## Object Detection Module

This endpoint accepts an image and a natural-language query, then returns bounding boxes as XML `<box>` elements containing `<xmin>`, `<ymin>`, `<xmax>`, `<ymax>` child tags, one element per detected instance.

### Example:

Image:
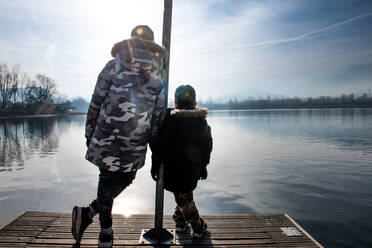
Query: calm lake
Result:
<box><xmin>1</xmin><ymin>108</ymin><xmax>372</xmax><ymax>248</ymax></box>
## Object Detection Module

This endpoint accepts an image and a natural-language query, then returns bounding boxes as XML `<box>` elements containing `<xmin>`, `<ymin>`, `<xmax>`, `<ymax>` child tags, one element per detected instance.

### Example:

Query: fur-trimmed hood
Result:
<box><xmin>111</xmin><ymin>38</ymin><xmax>166</xmax><ymax>58</ymax></box>
<box><xmin>110</xmin><ymin>38</ymin><xmax>167</xmax><ymax>77</ymax></box>
<box><xmin>111</xmin><ymin>38</ymin><xmax>167</xmax><ymax>70</ymax></box>
<box><xmin>170</xmin><ymin>108</ymin><xmax>208</xmax><ymax>118</ymax></box>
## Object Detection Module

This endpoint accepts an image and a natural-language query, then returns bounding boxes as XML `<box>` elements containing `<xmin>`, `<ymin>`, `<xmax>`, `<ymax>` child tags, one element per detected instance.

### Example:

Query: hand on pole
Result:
<box><xmin>151</xmin><ymin>168</ymin><xmax>159</xmax><ymax>181</ymax></box>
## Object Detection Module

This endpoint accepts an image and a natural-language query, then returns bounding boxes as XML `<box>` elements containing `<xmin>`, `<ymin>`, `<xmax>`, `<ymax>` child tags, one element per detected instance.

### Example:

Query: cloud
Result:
<box><xmin>199</xmin><ymin>12</ymin><xmax>372</xmax><ymax>53</ymax></box>
<box><xmin>40</xmin><ymin>35</ymin><xmax>62</xmax><ymax>67</ymax></box>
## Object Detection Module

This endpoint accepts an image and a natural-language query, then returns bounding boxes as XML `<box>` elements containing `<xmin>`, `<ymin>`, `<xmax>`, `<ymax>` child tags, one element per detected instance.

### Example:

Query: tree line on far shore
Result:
<box><xmin>199</xmin><ymin>93</ymin><xmax>372</xmax><ymax>110</ymax></box>
<box><xmin>2</xmin><ymin>63</ymin><xmax>371</xmax><ymax>115</ymax></box>
<box><xmin>0</xmin><ymin>63</ymin><xmax>73</xmax><ymax>115</ymax></box>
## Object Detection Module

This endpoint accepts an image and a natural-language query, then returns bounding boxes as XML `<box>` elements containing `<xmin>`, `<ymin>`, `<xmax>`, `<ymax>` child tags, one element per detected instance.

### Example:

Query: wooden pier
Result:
<box><xmin>0</xmin><ymin>211</ymin><xmax>323</xmax><ymax>247</ymax></box>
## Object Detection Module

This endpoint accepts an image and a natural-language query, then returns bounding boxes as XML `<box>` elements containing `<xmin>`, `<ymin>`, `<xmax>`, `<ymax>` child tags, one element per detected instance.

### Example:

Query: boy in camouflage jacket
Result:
<box><xmin>151</xmin><ymin>84</ymin><xmax>213</xmax><ymax>239</ymax></box>
<box><xmin>71</xmin><ymin>25</ymin><xmax>167</xmax><ymax>248</ymax></box>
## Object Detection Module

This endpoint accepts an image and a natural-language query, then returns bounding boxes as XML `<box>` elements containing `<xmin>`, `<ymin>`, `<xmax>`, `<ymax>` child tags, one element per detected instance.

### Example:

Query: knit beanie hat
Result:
<box><xmin>175</xmin><ymin>84</ymin><xmax>196</xmax><ymax>109</ymax></box>
<box><xmin>131</xmin><ymin>25</ymin><xmax>154</xmax><ymax>41</ymax></box>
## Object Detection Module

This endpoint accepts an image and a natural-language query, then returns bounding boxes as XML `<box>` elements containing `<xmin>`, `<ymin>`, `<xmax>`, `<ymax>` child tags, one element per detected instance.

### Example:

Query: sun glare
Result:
<box><xmin>112</xmin><ymin>197</ymin><xmax>142</xmax><ymax>217</ymax></box>
<box><xmin>77</xmin><ymin>0</ymin><xmax>163</xmax><ymax>44</ymax></box>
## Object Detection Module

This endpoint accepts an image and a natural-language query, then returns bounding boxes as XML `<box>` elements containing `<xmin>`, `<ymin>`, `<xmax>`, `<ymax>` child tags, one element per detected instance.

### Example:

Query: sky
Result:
<box><xmin>0</xmin><ymin>0</ymin><xmax>372</xmax><ymax>101</ymax></box>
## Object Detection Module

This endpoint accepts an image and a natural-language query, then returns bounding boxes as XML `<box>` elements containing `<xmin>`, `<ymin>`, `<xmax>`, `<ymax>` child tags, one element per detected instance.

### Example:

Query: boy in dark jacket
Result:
<box><xmin>151</xmin><ymin>84</ymin><xmax>213</xmax><ymax>239</ymax></box>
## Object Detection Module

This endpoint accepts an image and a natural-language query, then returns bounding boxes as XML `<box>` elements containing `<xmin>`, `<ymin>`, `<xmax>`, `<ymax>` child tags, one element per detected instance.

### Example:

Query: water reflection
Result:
<box><xmin>0</xmin><ymin>115</ymin><xmax>98</xmax><ymax>230</ymax></box>
<box><xmin>208</xmin><ymin>108</ymin><xmax>372</xmax><ymax>153</ymax></box>
<box><xmin>0</xmin><ymin>119</ymin><xmax>26</xmax><ymax>171</ymax></box>
<box><xmin>0</xmin><ymin>116</ymin><xmax>82</xmax><ymax>172</ymax></box>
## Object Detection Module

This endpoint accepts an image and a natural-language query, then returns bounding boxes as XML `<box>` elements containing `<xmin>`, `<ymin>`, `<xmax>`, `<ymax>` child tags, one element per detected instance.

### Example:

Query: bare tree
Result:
<box><xmin>54</xmin><ymin>94</ymin><xmax>73</xmax><ymax>112</ymax></box>
<box><xmin>11</xmin><ymin>64</ymin><xmax>20</xmax><ymax>105</ymax></box>
<box><xmin>0</xmin><ymin>64</ymin><xmax>4</xmax><ymax>108</ymax></box>
<box><xmin>18</xmin><ymin>72</ymin><xmax>29</xmax><ymax>109</ymax></box>
<box><xmin>25</xmin><ymin>79</ymin><xmax>37</xmax><ymax>106</ymax></box>
<box><xmin>0</xmin><ymin>64</ymin><xmax>13</xmax><ymax>108</ymax></box>
<box><xmin>0</xmin><ymin>63</ymin><xmax>67</xmax><ymax>114</ymax></box>
<box><xmin>35</xmin><ymin>74</ymin><xmax>57</xmax><ymax>104</ymax></box>
<box><xmin>26</xmin><ymin>74</ymin><xmax>57</xmax><ymax>105</ymax></box>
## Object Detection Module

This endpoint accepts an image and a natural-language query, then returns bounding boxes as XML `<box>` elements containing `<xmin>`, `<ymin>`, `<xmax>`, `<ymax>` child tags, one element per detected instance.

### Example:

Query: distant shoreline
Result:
<box><xmin>206</xmin><ymin>105</ymin><xmax>372</xmax><ymax>111</ymax></box>
<box><xmin>0</xmin><ymin>112</ymin><xmax>86</xmax><ymax>119</ymax></box>
<box><xmin>1</xmin><ymin>106</ymin><xmax>371</xmax><ymax>119</ymax></box>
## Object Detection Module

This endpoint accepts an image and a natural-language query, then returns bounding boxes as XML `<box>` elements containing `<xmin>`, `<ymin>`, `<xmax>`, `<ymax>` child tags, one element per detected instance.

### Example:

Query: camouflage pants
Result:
<box><xmin>173</xmin><ymin>192</ymin><xmax>203</xmax><ymax>232</ymax></box>
<box><xmin>90</xmin><ymin>168</ymin><xmax>136</xmax><ymax>228</ymax></box>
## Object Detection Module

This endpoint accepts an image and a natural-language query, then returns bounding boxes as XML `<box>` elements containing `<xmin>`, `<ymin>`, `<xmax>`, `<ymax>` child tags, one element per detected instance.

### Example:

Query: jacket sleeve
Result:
<box><xmin>85</xmin><ymin>61</ymin><xmax>114</xmax><ymax>141</ymax></box>
<box><xmin>201</xmin><ymin>123</ymin><xmax>213</xmax><ymax>166</ymax></box>
<box><xmin>149</xmin><ymin>86</ymin><xmax>167</xmax><ymax>142</ymax></box>
<box><xmin>150</xmin><ymin>137</ymin><xmax>162</xmax><ymax>176</ymax></box>
<box><xmin>150</xmin><ymin>111</ymin><xmax>171</xmax><ymax>176</ymax></box>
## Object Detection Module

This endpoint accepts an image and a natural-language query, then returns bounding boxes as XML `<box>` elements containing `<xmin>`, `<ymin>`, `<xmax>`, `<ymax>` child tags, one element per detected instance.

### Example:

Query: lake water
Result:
<box><xmin>1</xmin><ymin>109</ymin><xmax>372</xmax><ymax>248</ymax></box>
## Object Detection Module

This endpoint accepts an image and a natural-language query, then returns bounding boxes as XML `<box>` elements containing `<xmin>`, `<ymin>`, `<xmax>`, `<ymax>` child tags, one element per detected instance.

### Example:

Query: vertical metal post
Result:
<box><xmin>140</xmin><ymin>163</ymin><xmax>174</xmax><ymax>245</ymax></box>
<box><xmin>162</xmin><ymin>0</ymin><xmax>173</xmax><ymax>89</ymax></box>
<box><xmin>154</xmin><ymin>163</ymin><xmax>165</xmax><ymax>231</ymax></box>
<box><xmin>139</xmin><ymin>0</ymin><xmax>174</xmax><ymax>245</ymax></box>
<box><xmin>153</xmin><ymin>0</ymin><xmax>173</xmax><ymax>231</ymax></box>
<box><xmin>155</xmin><ymin>0</ymin><xmax>173</xmax><ymax>232</ymax></box>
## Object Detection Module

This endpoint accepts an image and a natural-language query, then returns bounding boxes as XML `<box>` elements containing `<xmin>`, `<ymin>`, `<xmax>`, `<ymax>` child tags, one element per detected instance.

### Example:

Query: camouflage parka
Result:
<box><xmin>85</xmin><ymin>38</ymin><xmax>167</xmax><ymax>172</ymax></box>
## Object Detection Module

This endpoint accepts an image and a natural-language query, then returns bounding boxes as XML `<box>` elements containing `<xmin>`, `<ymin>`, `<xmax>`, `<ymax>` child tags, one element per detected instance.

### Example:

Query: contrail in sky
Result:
<box><xmin>40</xmin><ymin>35</ymin><xmax>62</xmax><ymax>67</ymax></box>
<box><xmin>201</xmin><ymin>12</ymin><xmax>372</xmax><ymax>53</ymax></box>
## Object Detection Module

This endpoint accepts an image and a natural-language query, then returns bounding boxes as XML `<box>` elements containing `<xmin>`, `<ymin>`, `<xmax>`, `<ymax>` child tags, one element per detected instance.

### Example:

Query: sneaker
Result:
<box><xmin>176</xmin><ymin>222</ymin><xmax>189</xmax><ymax>233</ymax></box>
<box><xmin>192</xmin><ymin>218</ymin><xmax>207</xmax><ymax>239</ymax></box>
<box><xmin>71</xmin><ymin>206</ymin><xmax>93</xmax><ymax>243</ymax></box>
<box><xmin>98</xmin><ymin>228</ymin><xmax>113</xmax><ymax>248</ymax></box>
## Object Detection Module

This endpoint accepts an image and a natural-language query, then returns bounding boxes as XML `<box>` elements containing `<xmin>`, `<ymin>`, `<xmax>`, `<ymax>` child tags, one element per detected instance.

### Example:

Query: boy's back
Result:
<box><xmin>150</xmin><ymin>84</ymin><xmax>213</xmax><ymax>239</ymax></box>
<box><xmin>151</xmin><ymin>107</ymin><xmax>212</xmax><ymax>193</ymax></box>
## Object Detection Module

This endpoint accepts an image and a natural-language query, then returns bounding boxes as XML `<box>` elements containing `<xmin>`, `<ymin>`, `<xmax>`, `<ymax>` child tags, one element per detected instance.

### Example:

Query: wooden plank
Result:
<box><xmin>29</xmin><ymin>238</ymin><xmax>276</xmax><ymax>245</ymax></box>
<box><xmin>42</xmin><ymin>226</ymin><xmax>267</xmax><ymax>234</ymax></box>
<box><xmin>51</xmin><ymin>216</ymin><xmax>268</xmax><ymax>225</ymax></box>
<box><xmin>16</xmin><ymin>217</ymin><xmax>57</xmax><ymax>222</ymax></box>
<box><xmin>36</xmin><ymin>231</ymin><xmax>270</xmax><ymax>239</ymax></box>
<box><xmin>0</xmin><ymin>236</ymin><xmax>34</xmax><ymax>243</ymax></box>
<box><xmin>7</xmin><ymin>221</ymin><xmax>54</xmax><ymax>227</ymax></box>
<box><xmin>22</xmin><ymin>212</ymin><xmax>69</xmax><ymax>218</ymax></box>
<box><xmin>0</xmin><ymin>243</ymin><xmax>27</xmax><ymax>247</ymax></box>
<box><xmin>0</xmin><ymin>230</ymin><xmax>40</xmax><ymax>237</ymax></box>
<box><xmin>2</xmin><ymin>225</ymin><xmax>45</xmax><ymax>231</ymax></box>
<box><xmin>52</xmin><ymin>215</ymin><xmax>265</xmax><ymax>221</ymax></box>
<box><xmin>24</xmin><ymin>211</ymin><xmax>282</xmax><ymax>219</ymax></box>
<box><xmin>54</xmin><ymin>215</ymin><xmax>271</xmax><ymax>220</ymax></box>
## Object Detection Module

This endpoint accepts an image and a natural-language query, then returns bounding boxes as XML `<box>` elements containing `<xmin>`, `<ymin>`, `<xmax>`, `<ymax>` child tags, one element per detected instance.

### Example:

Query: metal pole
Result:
<box><xmin>139</xmin><ymin>0</ymin><xmax>174</xmax><ymax>245</ymax></box>
<box><xmin>154</xmin><ymin>163</ymin><xmax>165</xmax><ymax>231</ymax></box>
<box><xmin>153</xmin><ymin>0</ymin><xmax>173</xmax><ymax>231</ymax></box>
<box><xmin>162</xmin><ymin>0</ymin><xmax>173</xmax><ymax>84</ymax></box>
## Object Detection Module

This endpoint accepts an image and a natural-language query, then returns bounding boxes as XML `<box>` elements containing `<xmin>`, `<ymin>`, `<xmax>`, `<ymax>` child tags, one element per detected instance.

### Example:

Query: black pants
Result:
<box><xmin>90</xmin><ymin>168</ymin><xmax>136</xmax><ymax>228</ymax></box>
